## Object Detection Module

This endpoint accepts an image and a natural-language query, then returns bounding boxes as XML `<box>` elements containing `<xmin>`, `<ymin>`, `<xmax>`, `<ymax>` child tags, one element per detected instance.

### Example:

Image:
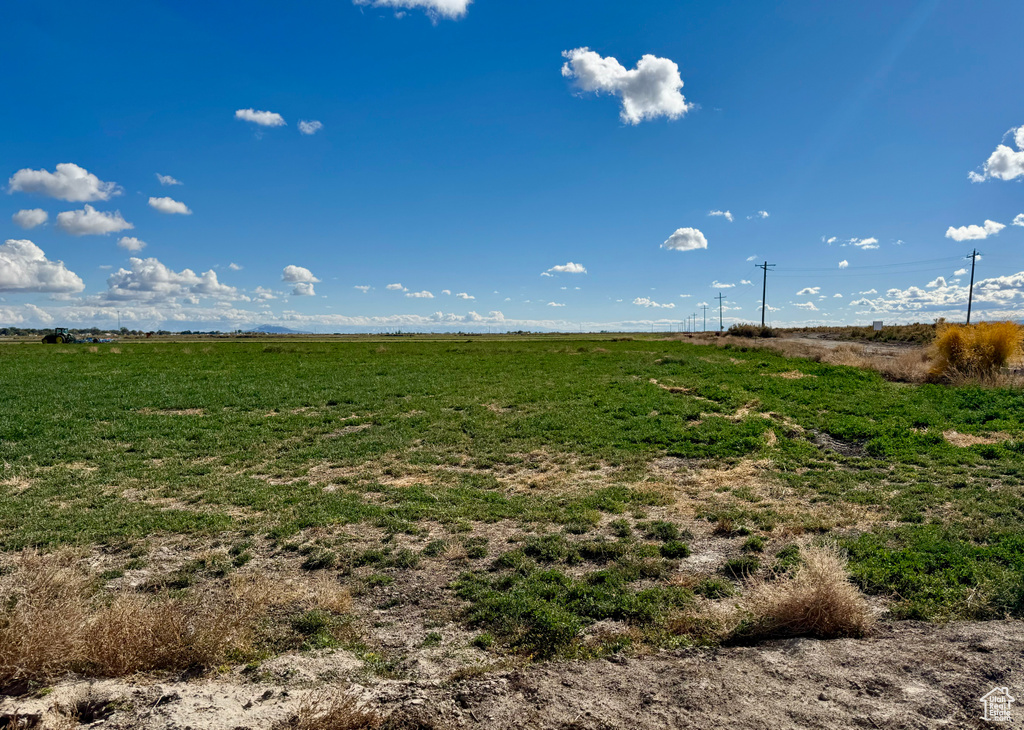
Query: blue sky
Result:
<box><xmin>2</xmin><ymin>0</ymin><xmax>1023</xmax><ymax>332</ymax></box>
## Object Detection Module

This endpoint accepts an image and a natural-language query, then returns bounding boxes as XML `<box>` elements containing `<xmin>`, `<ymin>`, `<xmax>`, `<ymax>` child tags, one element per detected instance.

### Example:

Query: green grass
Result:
<box><xmin>2</xmin><ymin>337</ymin><xmax>1024</xmax><ymax>624</ymax></box>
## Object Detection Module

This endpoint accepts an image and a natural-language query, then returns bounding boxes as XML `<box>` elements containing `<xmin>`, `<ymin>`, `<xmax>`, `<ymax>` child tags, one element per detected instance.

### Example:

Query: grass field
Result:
<box><xmin>2</xmin><ymin>336</ymin><xmax>1023</xmax><ymax>683</ymax></box>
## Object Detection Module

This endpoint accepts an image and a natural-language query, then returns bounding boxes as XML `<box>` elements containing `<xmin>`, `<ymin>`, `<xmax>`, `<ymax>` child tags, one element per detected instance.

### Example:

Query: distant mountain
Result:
<box><xmin>248</xmin><ymin>324</ymin><xmax>314</xmax><ymax>334</ymax></box>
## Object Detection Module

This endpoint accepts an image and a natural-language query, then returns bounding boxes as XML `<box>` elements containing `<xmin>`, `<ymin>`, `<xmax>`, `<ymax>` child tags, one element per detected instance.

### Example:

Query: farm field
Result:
<box><xmin>2</xmin><ymin>336</ymin><xmax>1023</xmax><ymax>728</ymax></box>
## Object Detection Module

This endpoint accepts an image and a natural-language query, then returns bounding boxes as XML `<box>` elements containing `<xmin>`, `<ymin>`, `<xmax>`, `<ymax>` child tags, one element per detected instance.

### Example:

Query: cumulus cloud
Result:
<box><xmin>547</xmin><ymin>262</ymin><xmax>587</xmax><ymax>274</ymax></box>
<box><xmin>12</xmin><ymin>209</ymin><xmax>48</xmax><ymax>229</ymax></box>
<box><xmin>56</xmin><ymin>205</ymin><xmax>133</xmax><ymax>236</ymax></box>
<box><xmin>254</xmin><ymin>286</ymin><xmax>277</xmax><ymax>301</ymax></box>
<box><xmin>851</xmin><ymin>272</ymin><xmax>1024</xmax><ymax>317</ymax></box>
<box><xmin>834</xmin><ymin>293</ymin><xmax>843</xmax><ymax>298</ymax></box>
<box><xmin>970</xmin><ymin>125</ymin><xmax>1024</xmax><ymax>181</ymax></box>
<box><xmin>0</xmin><ymin>239</ymin><xmax>84</xmax><ymax>293</ymax></box>
<box><xmin>117</xmin><ymin>236</ymin><xmax>146</xmax><ymax>252</ymax></box>
<box><xmin>945</xmin><ymin>220</ymin><xmax>1005</xmax><ymax>242</ymax></box>
<box><xmin>561</xmin><ymin>48</ymin><xmax>691</xmax><ymax>125</ymax></box>
<box><xmin>632</xmin><ymin>297</ymin><xmax>675</xmax><ymax>309</ymax></box>
<box><xmin>740</xmin><ymin>280</ymin><xmax>752</xmax><ymax>286</ymax></box>
<box><xmin>354</xmin><ymin>285</ymin><xmax>371</xmax><ymax>293</ymax></box>
<box><xmin>406</xmin><ymin>290</ymin><xmax>434</xmax><ymax>298</ymax></box>
<box><xmin>748</xmin><ymin>210</ymin><xmax>770</xmax><ymax>220</ymax></box>
<box><xmin>228</xmin><ymin>263</ymin><xmax>243</xmax><ymax>271</ymax></box>
<box><xmin>148</xmin><ymin>196</ymin><xmax>192</xmax><ymax>215</ymax></box>
<box><xmin>927</xmin><ymin>277</ymin><xmax>947</xmax><ymax>288</ymax></box>
<box><xmin>839</xmin><ymin>260</ymin><xmax>849</xmax><ymax>269</ymax></box>
<box><xmin>456</xmin><ymin>292</ymin><xmax>475</xmax><ymax>300</ymax></box>
<box><xmin>103</xmin><ymin>257</ymin><xmax>238</xmax><ymax>302</ymax></box>
<box><xmin>792</xmin><ymin>301</ymin><xmax>818</xmax><ymax>311</ymax></box>
<box><xmin>386</xmin><ymin>283</ymin><xmax>406</xmax><ymax>291</ymax></box>
<box><xmin>822</xmin><ymin>236</ymin><xmax>838</xmax><ymax>245</ymax></box>
<box><xmin>954</xmin><ymin>268</ymin><xmax>968</xmax><ymax>276</ymax></box>
<box><xmin>746</xmin><ymin>255</ymin><xmax>758</xmax><ymax>262</ymax></box>
<box><xmin>708</xmin><ymin>210</ymin><xmax>733</xmax><ymax>222</ymax></box>
<box><xmin>547</xmin><ymin>302</ymin><xmax>565</xmax><ymax>307</ymax></box>
<box><xmin>711</xmin><ymin>281</ymin><xmax>735</xmax><ymax>288</ymax></box>
<box><xmin>845</xmin><ymin>237</ymin><xmax>879</xmax><ymax>250</ymax></box>
<box><xmin>156</xmin><ymin>173</ymin><xmax>182</xmax><ymax>186</ymax></box>
<box><xmin>662</xmin><ymin>228</ymin><xmax>707</xmax><ymax>251</ymax></box>
<box><xmin>796</xmin><ymin>287</ymin><xmax>820</xmax><ymax>295</ymax></box>
<box><xmin>235</xmin><ymin>109</ymin><xmax>286</xmax><ymax>127</ymax></box>
<box><xmin>1013</xmin><ymin>214</ymin><xmax>1024</xmax><ymax>227</ymax></box>
<box><xmin>8</xmin><ymin>163</ymin><xmax>120</xmax><ymax>202</ymax></box>
<box><xmin>352</xmin><ymin>0</ymin><xmax>472</xmax><ymax>20</ymax></box>
<box><xmin>441</xmin><ymin>289</ymin><xmax>451</xmax><ymax>295</ymax></box>
<box><xmin>298</xmin><ymin>120</ymin><xmax>323</xmax><ymax>135</ymax></box>
<box><xmin>282</xmin><ymin>265</ymin><xmax>319</xmax><ymax>295</ymax></box>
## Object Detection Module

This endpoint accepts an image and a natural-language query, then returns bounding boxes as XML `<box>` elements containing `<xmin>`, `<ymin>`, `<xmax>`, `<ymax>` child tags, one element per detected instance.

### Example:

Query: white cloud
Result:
<box><xmin>708</xmin><ymin>210</ymin><xmax>733</xmax><ymax>222</ymax></box>
<box><xmin>156</xmin><ymin>173</ymin><xmax>182</xmax><ymax>186</ymax></box>
<box><xmin>56</xmin><ymin>205</ymin><xmax>133</xmax><ymax>236</ymax></box>
<box><xmin>12</xmin><ymin>209</ymin><xmax>48</xmax><ymax>229</ymax></box>
<box><xmin>632</xmin><ymin>297</ymin><xmax>675</xmax><ymax>309</ymax></box>
<box><xmin>386</xmin><ymin>283</ymin><xmax>406</xmax><ymax>291</ymax></box>
<box><xmin>954</xmin><ymin>268</ymin><xmax>968</xmax><ymax>276</ymax></box>
<box><xmin>970</xmin><ymin>126</ymin><xmax>1024</xmax><ymax>181</ymax></box>
<box><xmin>796</xmin><ymin>287</ymin><xmax>820</xmax><ymax>295</ymax></box>
<box><xmin>352</xmin><ymin>0</ymin><xmax>471</xmax><ymax>20</ymax></box>
<box><xmin>740</xmin><ymin>279</ymin><xmax>752</xmax><ymax>286</ymax></box>
<box><xmin>0</xmin><ymin>239</ymin><xmax>84</xmax><ymax>293</ymax></box>
<box><xmin>927</xmin><ymin>277</ymin><xmax>947</xmax><ymax>289</ymax></box>
<box><xmin>117</xmin><ymin>236</ymin><xmax>146</xmax><ymax>252</ymax></box>
<box><xmin>298</xmin><ymin>120</ymin><xmax>323</xmax><ymax>135</ymax></box>
<box><xmin>561</xmin><ymin>47</ymin><xmax>692</xmax><ymax>125</ymax></box>
<box><xmin>455</xmin><ymin>292</ymin><xmax>475</xmax><ymax>300</ymax></box>
<box><xmin>291</xmin><ymin>282</ymin><xmax>316</xmax><ymax>296</ymax></box>
<box><xmin>547</xmin><ymin>262</ymin><xmax>587</xmax><ymax>274</ymax></box>
<box><xmin>748</xmin><ymin>210</ymin><xmax>770</xmax><ymax>220</ymax></box>
<box><xmin>148</xmin><ymin>196</ymin><xmax>192</xmax><ymax>215</ymax></box>
<box><xmin>662</xmin><ymin>228</ymin><xmax>707</xmax><ymax>251</ymax></box>
<box><xmin>282</xmin><ymin>265</ymin><xmax>320</xmax><ymax>284</ymax></box>
<box><xmin>838</xmin><ymin>260</ymin><xmax>849</xmax><ymax>269</ymax></box>
<box><xmin>406</xmin><ymin>290</ymin><xmax>434</xmax><ymax>298</ymax></box>
<box><xmin>547</xmin><ymin>301</ymin><xmax>565</xmax><ymax>307</ymax></box>
<box><xmin>792</xmin><ymin>302</ymin><xmax>818</xmax><ymax>311</ymax></box>
<box><xmin>746</xmin><ymin>255</ymin><xmax>758</xmax><ymax>262</ymax></box>
<box><xmin>235</xmin><ymin>108</ymin><xmax>286</xmax><ymax>127</ymax></box>
<box><xmin>945</xmin><ymin>220</ymin><xmax>1005</xmax><ymax>242</ymax></box>
<box><xmin>860</xmin><ymin>289</ymin><xmax>877</xmax><ymax>295</ymax></box>
<box><xmin>441</xmin><ymin>289</ymin><xmax>451</xmax><ymax>295</ymax></box>
<box><xmin>354</xmin><ymin>285</ymin><xmax>371</xmax><ymax>293</ymax></box>
<box><xmin>851</xmin><ymin>272</ymin><xmax>1024</xmax><ymax>317</ymax></box>
<box><xmin>254</xmin><ymin>287</ymin><xmax>277</xmax><ymax>301</ymax></box>
<box><xmin>1013</xmin><ymin>214</ymin><xmax>1024</xmax><ymax>227</ymax></box>
<box><xmin>228</xmin><ymin>263</ymin><xmax>243</xmax><ymax>271</ymax></box>
<box><xmin>834</xmin><ymin>293</ymin><xmax>843</xmax><ymax>298</ymax></box>
<box><xmin>104</xmin><ymin>257</ymin><xmax>237</xmax><ymax>302</ymax></box>
<box><xmin>823</xmin><ymin>236</ymin><xmax>838</xmax><ymax>245</ymax></box>
<box><xmin>8</xmin><ymin>163</ymin><xmax>120</xmax><ymax>202</ymax></box>
<box><xmin>846</xmin><ymin>237</ymin><xmax>879</xmax><ymax>250</ymax></box>
<box><xmin>711</xmin><ymin>280</ymin><xmax>735</xmax><ymax>288</ymax></box>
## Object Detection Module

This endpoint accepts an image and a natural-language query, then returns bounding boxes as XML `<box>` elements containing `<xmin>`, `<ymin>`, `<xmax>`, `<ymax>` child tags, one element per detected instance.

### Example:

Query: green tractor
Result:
<box><xmin>42</xmin><ymin>327</ymin><xmax>78</xmax><ymax>344</ymax></box>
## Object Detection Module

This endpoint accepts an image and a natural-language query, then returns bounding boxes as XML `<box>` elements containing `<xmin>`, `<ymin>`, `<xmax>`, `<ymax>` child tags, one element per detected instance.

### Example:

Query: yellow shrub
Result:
<box><xmin>929</xmin><ymin>321</ymin><xmax>1024</xmax><ymax>382</ymax></box>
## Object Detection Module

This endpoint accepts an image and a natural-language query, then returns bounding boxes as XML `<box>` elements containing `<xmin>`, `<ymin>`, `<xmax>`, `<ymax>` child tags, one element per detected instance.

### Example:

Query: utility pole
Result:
<box><xmin>715</xmin><ymin>293</ymin><xmax>726</xmax><ymax>331</ymax></box>
<box><xmin>966</xmin><ymin>249</ymin><xmax>979</xmax><ymax>324</ymax></box>
<box><xmin>701</xmin><ymin>304</ymin><xmax>708</xmax><ymax>332</ymax></box>
<box><xmin>757</xmin><ymin>261</ymin><xmax>776</xmax><ymax>327</ymax></box>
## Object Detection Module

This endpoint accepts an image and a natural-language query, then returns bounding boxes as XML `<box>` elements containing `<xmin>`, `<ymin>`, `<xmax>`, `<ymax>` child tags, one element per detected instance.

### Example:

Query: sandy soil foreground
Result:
<box><xmin>3</xmin><ymin>620</ymin><xmax>1021</xmax><ymax>729</ymax></box>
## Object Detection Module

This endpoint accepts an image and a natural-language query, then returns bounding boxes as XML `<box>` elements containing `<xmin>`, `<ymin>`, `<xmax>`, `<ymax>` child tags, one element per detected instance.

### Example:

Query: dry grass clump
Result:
<box><xmin>928</xmin><ymin>321</ymin><xmax>1024</xmax><ymax>383</ymax></box>
<box><xmin>0</xmin><ymin>551</ymin><xmax>281</xmax><ymax>688</ymax></box>
<box><xmin>275</xmin><ymin>690</ymin><xmax>382</xmax><ymax>730</ymax></box>
<box><xmin>741</xmin><ymin>543</ymin><xmax>874</xmax><ymax>639</ymax></box>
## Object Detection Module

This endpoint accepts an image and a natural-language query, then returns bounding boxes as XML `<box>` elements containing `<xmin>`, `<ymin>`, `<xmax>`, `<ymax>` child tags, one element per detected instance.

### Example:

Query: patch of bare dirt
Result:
<box><xmin>3</xmin><ymin>621</ymin><xmax>1020</xmax><ymax>729</ymax></box>
<box><xmin>770</xmin><ymin>370</ymin><xmax>816</xmax><ymax>380</ymax></box>
<box><xmin>943</xmin><ymin>430</ymin><xmax>1012</xmax><ymax>448</ymax></box>
<box><xmin>139</xmin><ymin>408</ymin><xmax>206</xmax><ymax>416</ymax></box>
